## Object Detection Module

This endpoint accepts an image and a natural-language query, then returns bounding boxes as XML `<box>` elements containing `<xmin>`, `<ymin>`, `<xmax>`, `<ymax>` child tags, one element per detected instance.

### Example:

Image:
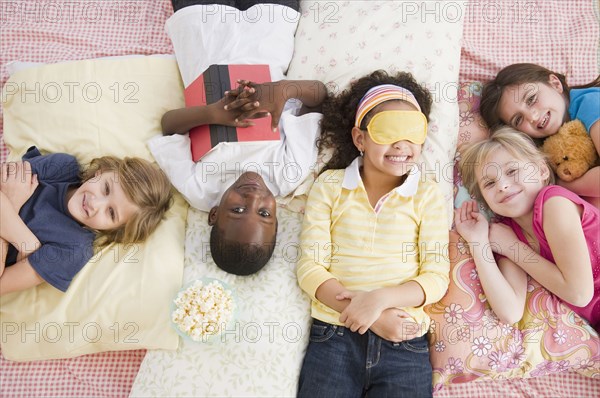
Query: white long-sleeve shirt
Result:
<box><xmin>148</xmin><ymin>107</ymin><xmax>322</xmax><ymax>211</ymax></box>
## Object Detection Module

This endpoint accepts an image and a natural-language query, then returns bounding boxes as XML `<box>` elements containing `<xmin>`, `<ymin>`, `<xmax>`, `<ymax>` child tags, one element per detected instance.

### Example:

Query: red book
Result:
<box><xmin>184</xmin><ymin>64</ymin><xmax>280</xmax><ymax>161</ymax></box>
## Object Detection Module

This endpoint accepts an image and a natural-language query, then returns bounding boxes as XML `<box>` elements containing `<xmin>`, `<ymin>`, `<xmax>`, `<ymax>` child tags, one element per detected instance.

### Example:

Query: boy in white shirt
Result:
<box><xmin>149</xmin><ymin>1</ymin><xmax>326</xmax><ymax>275</ymax></box>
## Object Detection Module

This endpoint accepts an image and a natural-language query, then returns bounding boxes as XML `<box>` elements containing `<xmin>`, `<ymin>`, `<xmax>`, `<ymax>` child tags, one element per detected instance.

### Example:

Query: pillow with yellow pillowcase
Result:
<box><xmin>1</xmin><ymin>56</ymin><xmax>187</xmax><ymax>361</ymax></box>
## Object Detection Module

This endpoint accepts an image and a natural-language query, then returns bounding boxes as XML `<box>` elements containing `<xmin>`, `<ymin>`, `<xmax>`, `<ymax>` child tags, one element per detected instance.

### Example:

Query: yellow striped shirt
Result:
<box><xmin>297</xmin><ymin>158</ymin><xmax>450</xmax><ymax>332</ymax></box>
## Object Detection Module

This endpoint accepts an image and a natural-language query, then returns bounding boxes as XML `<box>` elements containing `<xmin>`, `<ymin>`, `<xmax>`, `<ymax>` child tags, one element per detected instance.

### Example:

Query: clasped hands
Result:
<box><xmin>0</xmin><ymin>161</ymin><xmax>39</xmax><ymax>264</ymax></box>
<box><xmin>0</xmin><ymin>161</ymin><xmax>38</xmax><ymax>212</ymax></box>
<box><xmin>213</xmin><ymin>80</ymin><xmax>287</xmax><ymax>131</ymax></box>
<box><xmin>336</xmin><ymin>289</ymin><xmax>420</xmax><ymax>342</ymax></box>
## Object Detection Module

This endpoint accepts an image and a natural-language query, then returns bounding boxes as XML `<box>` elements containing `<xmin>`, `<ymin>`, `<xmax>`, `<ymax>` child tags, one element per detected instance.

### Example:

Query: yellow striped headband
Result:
<box><xmin>354</xmin><ymin>84</ymin><xmax>422</xmax><ymax>128</ymax></box>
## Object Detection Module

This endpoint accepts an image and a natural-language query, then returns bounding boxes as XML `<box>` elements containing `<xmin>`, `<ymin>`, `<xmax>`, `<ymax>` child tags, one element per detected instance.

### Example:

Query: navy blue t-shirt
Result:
<box><xmin>6</xmin><ymin>147</ymin><xmax>95</xmax><ymax>292</ymax></box>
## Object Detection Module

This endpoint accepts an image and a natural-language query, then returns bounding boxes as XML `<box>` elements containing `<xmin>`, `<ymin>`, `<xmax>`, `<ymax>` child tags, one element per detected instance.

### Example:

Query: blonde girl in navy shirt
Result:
<box><xmin>1</xmin><ymin>148</ymin><xmax>173</xmax><ymax>295</ymax></box>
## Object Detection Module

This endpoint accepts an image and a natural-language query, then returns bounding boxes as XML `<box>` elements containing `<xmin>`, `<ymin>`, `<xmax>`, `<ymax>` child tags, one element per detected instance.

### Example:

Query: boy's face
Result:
<box><xmin>208</xmin><ymin>172</ymin><xmax>277</xmax><ymax>247</ymax></box>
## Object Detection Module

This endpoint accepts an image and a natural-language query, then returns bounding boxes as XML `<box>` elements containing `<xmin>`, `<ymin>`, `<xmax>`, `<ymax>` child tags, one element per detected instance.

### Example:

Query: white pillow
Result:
<box><xmin>131</xmin><ymin>207</ymin><xmax>312</xmax><ymax>397</ymax></box>
<box><xmin>287</xmin><ymin>0</ymin><xmax>465</xmax><ymax>226</ymax></box>
<box><xmin>130</xmin><ymin>2</ymin><xmax>465</xmax><ymax>396</ymax></box>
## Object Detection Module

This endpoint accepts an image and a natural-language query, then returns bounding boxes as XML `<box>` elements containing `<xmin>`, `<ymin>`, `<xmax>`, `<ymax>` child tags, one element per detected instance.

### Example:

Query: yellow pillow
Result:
<box><xmin>1</xmin><ymin>57</ymin><xmax>187</xmax><ymax>361</ymax></box>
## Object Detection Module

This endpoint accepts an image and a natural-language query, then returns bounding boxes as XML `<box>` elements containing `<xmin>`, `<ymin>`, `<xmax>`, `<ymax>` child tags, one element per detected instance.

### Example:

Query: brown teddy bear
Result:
<box><xmin>542</xmin><ymin>119</ymin><xmax>599</xmax><ymax>182</ymax></box>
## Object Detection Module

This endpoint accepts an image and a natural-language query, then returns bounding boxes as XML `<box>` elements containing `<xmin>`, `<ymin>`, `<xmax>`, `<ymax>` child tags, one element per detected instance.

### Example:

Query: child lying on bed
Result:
<box><xmin>0</xmin><ymin>148</ymin><xmax>173</xmax><ymax>296</ymax></box>
<box><xmin>455</xmin><ymin>128</ymin><xmax>599</xmax><ymax>331</ymax></box>
<box><xmin>149</xmin><ymin>0</ymin><xmax>327</xmax><ymax>276</ymax></box>
<box><xmin>153</xmin><ymin>80</ymin><xmax>326</xmax><ymax>276</ymax></box>
<box><xmin>296</xmin><ymin>71</ymin><xmax>450</xmax><ymax>397</ymax></box>
<box><xmin>480</xmin><ymin>63</ymin><xmax>600</xmax><ymax>208</ymax></box>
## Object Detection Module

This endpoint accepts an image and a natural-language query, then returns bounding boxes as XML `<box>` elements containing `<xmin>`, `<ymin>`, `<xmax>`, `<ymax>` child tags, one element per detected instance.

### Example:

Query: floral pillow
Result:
<box><xmin>456</xmin><ymin>82</ymin><xmax>489</xmax><ymax>150</ymax></box>
<box><xmin>453</xmin><ymin>82</ymin><xmax>491</xmax><ymax>214</ymax></box>
<box><xmin>426</xmin><ymin>83</ymin><xmax>600</xmax><ymax>390</ymax></box>
<box><xmin>427</xmin><ymin>231</ymin><xmax>600</xmax><ymax>389</ymax></box>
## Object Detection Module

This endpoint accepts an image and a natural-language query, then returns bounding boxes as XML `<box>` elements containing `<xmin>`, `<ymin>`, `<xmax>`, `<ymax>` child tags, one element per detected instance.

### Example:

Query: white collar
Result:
<box><xmin>342</xmin><ymin>157</ymin><xmax>421</xmax><ymax>197</ymax></box>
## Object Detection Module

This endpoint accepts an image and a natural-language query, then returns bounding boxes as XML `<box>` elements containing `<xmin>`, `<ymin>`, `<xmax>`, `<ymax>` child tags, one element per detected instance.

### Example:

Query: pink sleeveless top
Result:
<box><xmin>503</xmin><ymin>185</ymin><xmax>600</xmax><ymax>331</ymax></box>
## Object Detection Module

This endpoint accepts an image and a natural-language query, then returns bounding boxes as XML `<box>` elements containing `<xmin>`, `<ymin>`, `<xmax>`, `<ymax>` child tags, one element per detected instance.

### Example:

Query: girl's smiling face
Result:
<box><xmin>497</xmin><ymin>74</ymin><xmax>568</xmax><ymax>139</ymax></box>
<box><xmin>476</xmin><ymin>147</ymin><xmax>550</xmax><ymax>220</ymax></box>
<box><xmin>67</xmin><ymin>170</ymin><xmax>139</xmax><ymax>231</ymax></box>
<box><xmin>352</xmin><ymin>101</ymin><xmax>422</xmax><ymax>179</ymax></box>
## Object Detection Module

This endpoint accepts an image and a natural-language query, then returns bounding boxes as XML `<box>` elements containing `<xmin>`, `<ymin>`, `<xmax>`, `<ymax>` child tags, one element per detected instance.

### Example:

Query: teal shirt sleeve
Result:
<box><xmin>569</xmin><ymin>88</ymin><xmax>600</xmax><ymax>132</ymax></box>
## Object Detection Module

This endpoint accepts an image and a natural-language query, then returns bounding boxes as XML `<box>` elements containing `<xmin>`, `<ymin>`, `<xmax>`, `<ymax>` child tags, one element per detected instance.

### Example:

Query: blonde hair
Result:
<box><xmin>459</xmin><ymin>127</ymin><xmax>555</xmax><ymax>207</ymax></box>
<box><xmin>81</xmin><ymin>157</ymin><xmax>173</xmax><ymax>248</ymax></box>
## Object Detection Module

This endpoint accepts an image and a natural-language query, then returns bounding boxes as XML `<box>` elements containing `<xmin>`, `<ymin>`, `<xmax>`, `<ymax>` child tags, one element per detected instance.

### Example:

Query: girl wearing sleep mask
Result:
<box><xmin>350</xmin><ymin>84</ymin><xmax>429</xmax><ymax>182</ymax></box>
<box><xmin>298</xmin><ymin>71</ymin><xmax>447</xmax><ymax>398</ymax></box>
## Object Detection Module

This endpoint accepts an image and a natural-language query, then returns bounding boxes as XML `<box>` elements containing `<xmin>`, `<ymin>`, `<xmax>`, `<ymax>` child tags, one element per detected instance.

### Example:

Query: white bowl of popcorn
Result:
<box><xmin>171</xmin><ymin>278</ymin><xmax>235</xmax><ymax>342</ymax></box>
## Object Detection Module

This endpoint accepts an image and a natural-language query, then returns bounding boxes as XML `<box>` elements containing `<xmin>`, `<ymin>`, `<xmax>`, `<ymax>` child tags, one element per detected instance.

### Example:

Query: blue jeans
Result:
<box><xmin>298</xmin><ymin>319</ymin><xmax>433</xmax><ymax>398</ymax></box>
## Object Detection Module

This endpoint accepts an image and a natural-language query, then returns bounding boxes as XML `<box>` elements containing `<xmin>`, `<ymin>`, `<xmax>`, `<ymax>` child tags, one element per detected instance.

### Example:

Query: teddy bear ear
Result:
<box><xmin>561</xmin><ymin>119</ymin><xmax>585</xmax><ymax>136</ymax></box>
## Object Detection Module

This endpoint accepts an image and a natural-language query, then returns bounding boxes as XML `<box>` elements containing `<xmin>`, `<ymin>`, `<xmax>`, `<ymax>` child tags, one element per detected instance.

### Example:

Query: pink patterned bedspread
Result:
<box><xmin>436</xmin><ymin>371</ymin><xmax>600</xmax><ymax>397</ymax></box>
<box><xmin>1</xmin><ymin>0</ymin><xmax>598</xmax><ymax>397</ymax></box>
<box><xmin>0</xmin><ymin>349</ymin><xmax>145</xmax><ymax>397</ymax></box>
<box><xmin>459</xmin><ymin>0</ymin><xmax>598</xmax><ymax>85</ymax></box>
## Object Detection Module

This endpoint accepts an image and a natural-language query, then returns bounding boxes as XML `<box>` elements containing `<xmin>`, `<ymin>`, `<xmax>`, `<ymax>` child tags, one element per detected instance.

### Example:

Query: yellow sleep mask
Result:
<box><xmin>366</xmin><ymin>111</ymin><xmax>428</xmax><ymax>145</ymax></box>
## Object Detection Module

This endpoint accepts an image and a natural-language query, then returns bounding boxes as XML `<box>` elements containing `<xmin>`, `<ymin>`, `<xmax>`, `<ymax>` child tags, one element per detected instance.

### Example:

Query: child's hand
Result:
<box><xmin>370</xmin><ymin>308</ymin><xmax>421</xmax><ymax>342</ymax></box>
<box><xmin>209</xmin><ymin>85</ymin><xmax>262</xmax><ymax>128</ymax></box>
<box><xmin>0</xmin><ymin>161</ymin><xmax>38</xmax><ymax>212</ymax></box>
<box><xmin>489</xmin><ymin>223</ymin><xmax>520</xmax><ymax>262</ymax></box>
<box><xmin>337</xmin><ymin>289</ymin><xmax>386</xmax><ymax>334</ymax></box>
<box><xmin>224</xmin><ymin>80</ymin><xmax>288</xmax><ymax>132</ymax></box>
<box><xmin>454</xmin><ymin>200</ymin><xmax>488</xmax><ymax>243</ymax></box>
<box><xmin>223</xmin><ymin>83</ymin><xmax>268</xmax><ymax>120</ymax></box>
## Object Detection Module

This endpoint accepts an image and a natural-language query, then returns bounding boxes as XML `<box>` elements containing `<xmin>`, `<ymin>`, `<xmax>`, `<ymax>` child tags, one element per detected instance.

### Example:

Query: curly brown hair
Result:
<box><xmin>318</xmin><ymin>70</ymin><xmax>432</xmax><ymax>172</ymax></box>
